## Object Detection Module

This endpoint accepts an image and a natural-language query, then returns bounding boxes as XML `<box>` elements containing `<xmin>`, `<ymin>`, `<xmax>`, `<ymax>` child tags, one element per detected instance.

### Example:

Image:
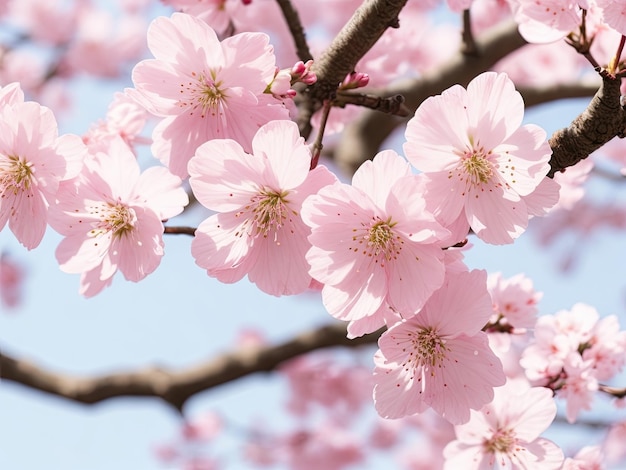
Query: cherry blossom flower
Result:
<box><xmin>562</xmin><ymin>445</ymin><xmax>605</xmax><ymax>470</ymax></box>
<box><xmin>487</xmin><ymin>272</ymin><xmax>542</xmax><ymax>331</ymax></box>
<box><xmin>49</xmin><ymin>137</ymin><xmax>188</xmax><ymax>296</ymax></box>
<box><xmin>403</xmin><ymin>71</ymin><xmax>559</xmax><ymax>245</ymax></box>
<box><xmin>597</xmin><ymin>0</ymin><xmax>626</xmax><ymax>36</ymax></box>
<box><xmin>82</xmin><ymin>92</ymin><xmax>150</xmax><ymax>152</ymax></box>
<box><xmin>189</xmin><ymin>120</ymin><xmax>335</xmax><ymax>296</ymax></box>
<box><xmin>301</xmin><ymin>150</ymin><xmax>450</xmax><ymax>337</ymax></box>
<box><xmin>129</xmin><ymin>12</ymin><xmax>289</xmax><ymax>178</ymax></box>
<box><xmin>373</xmin><ymin>270</ymin><xmax>506</xmax><ymax>425</ymax></box>
<box><xmin>160</xmin><ymin>0</ymin><xmax>245</xmax><ymax>36</ymax></box>
<box><xmin>0</xmin><ymin>90</ymin><xmax>86</xmax><ymax>249</ymax></box>
<box><xmin>0</xmin><ymin>252</ymin><xmax>25</xmax><ymax>309</ymax></box>
<box><xmin>514</xmin><ymin>0</ymin><xmax>584</xmax><ymax>43</ymax></box>
<box><xmin>443</xmin><ymin>380</ymin><xmax>564</xmax><ymax>469</ymax></box>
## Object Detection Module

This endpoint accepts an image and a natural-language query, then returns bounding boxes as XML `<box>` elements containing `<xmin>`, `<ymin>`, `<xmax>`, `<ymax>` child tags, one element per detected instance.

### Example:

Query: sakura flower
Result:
<box><xmin>403</xmin><ymin>71</ymin><xmax>559</xmax><ymax>245</ymax></box>
<box><xmin>0</xmin><ymin>91</ymin><xmax>86</xmax><ymax>249</ymax></box>
<box><xmin>160</xmin><ymin>0</ymin><xmax>245</xmax><ymax>36</ymax></box>
<box><xmin>443</xmin><ymin>380</ymin><xmax>564</xmax><ymax>469</ymax></box>
<box><xmin>189</xmin><ymin>120</ymin><xmax>335</xmax><ymax>296</ymax></box>
<box><xmin>301</xmin><ymin>150</ymin><xmax>449</xmax><ymax>337</ymax></box>
<box><xmin>0</xmin><ymin>252</ymin><xmax>25</xmax><ymax>309</ymax></box>
<box><xmin>514</xmin><ymin>0</ymin><xmax>584</xmax><ymax>43</ymax></box>
<box><xmin>562</xmin><ymin>445</ymin><xmax>605</xmax><ymax>470</ymax></box>
<box><xmin>82</xmin><ymin>91</ymin><xmax>150</xmax><ymax>151</ymax></box>
<box><xmin>129</xmin><ymin>12</ymin><xmax>289</xmax><ymax>178</ymax></box>
<box><xmin>597</xmin><ymin>0</ymin><xmax>626</xmax><ymax>36</ymax></box>
<box><xmin>487</xmin><ymin>272</ymin><xmax>542</xmax><ymax>331</ymax></box>
<box><xmin>373</xmin><ymin>270</ymin><xmax>506</xmax><ymax>425</ymax></box>
<box><xmin>49</xmin><ymin>137</ymin><xmax>188</xmax><ymax>297</ymax></box>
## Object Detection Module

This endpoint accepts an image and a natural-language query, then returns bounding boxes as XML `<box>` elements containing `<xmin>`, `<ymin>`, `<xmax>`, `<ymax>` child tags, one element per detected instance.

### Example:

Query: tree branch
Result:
<box><xmin>333</xmin><ymin>20</ymin><xmax>527</xmax><ymax>175</ymax></box>
<box><xmin>298</xmin><ymin>0</ymin><xmax>409</xmax><ymax>139</ymax></box>
<box><xmin>0</xmin><ymin>323</ymin><xmax>380</xmax><ymax>411</ymax></box>
<box><xmin>275</xmin><ymin>0</ymin><xmax>313</xmax><ymax>62</ymax></box>
<box><xmin>548</xmin><ymin>73</ymin><xmax>626</xmax><ymax>177</ymax></box>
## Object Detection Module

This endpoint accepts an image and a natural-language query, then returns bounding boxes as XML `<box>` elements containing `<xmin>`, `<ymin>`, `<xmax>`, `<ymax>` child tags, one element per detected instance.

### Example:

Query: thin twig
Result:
<box><xmin>461</xmin><ymin>9</ymin><xmax>477</xmax><ymax>56</ymax></box>
<box><xmin>275</xmin><ymin>0</ymin><xmax>313</xmax><ymax>62</ymax></box>
<box><xmin>164</xmin><ymin>226</ymin><xmax>196</xmax><ymax>236</ymax></box>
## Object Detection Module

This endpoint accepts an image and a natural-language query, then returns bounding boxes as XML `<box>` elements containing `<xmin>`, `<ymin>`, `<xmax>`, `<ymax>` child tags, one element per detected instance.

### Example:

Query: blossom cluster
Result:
<box><xmin>4</xmin><ymin>3</ymin><xmax>626</xmax><ymax>468</ymax></box>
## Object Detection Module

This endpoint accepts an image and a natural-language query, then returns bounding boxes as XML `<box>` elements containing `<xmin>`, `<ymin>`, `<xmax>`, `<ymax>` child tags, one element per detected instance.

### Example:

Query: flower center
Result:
<box><xmin>414</xmin><ymin>328</ymin><xmax>447</xmax><ymax>367</ymax></box>
<box><xmin>89</xmin><ymin>202</ymin><xmax>136</xmax><ymax>239</ymax></box>
<box><xmin>463</xmin><ymin>152</ymin><xmax>493</xmax><ymax>184</ymax></box>
<box><xmin>483</xmin><ymin>428</ymin><xmax>517</xmax><ymax>455</ymax></box>
<box><xmin>0</xmin><ymin>155</ymin><xmax>33</xmax><ymax>196</ymax></box>
<box><xmin>350</xmin><ymin>216</ymin><xmax>402</xmax><ymax>268</ymax></box>
<box><xmin>236</xmin><ymin>188</ymin><xmax>295</xmax><ymax>244</ymax></box>
<box><xmin>179</xmin><ymin>70</ymin><xmax>226</xmax><ymax>119</ymax></box>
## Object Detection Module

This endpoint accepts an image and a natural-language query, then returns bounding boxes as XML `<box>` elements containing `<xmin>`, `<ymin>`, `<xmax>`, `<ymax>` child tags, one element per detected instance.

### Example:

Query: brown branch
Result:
<box><xmin>517</xmin><ymin>82</ymin><xmax>598</xmax><ymax>108</ymax></box>
<box><xmin>461</xmin><ymin>9</ymin><xmax>478</xmax><ymax>56</ymax></box>
<box><xmin>0</xmin><ymin>323</ymin><xmax>381</xmax><ymax>411</ymax></box>
<box><xmin>333</xmin><ymin>91</ymin><xmax>410</xmax><ymax>116</ymax></box>
<box><xmin>548</xmin><ymin>73</ymin><xmax>626</xmax><ymax>177</ymax></box>
<box><xmin>164</xmin><ymin>226</ymin><xmax>196</xmax><ymax>236</ymax></box>
<box><xmin>275</xmin><ymin>0</ymin><xmax>313</xmax><ymax>62</ymax></box>
<box><xmin>333</xmin><ymin>20</ymin><xmax>527</xmax><ymax>175</ymax></box>
<box><xmin>298</xmin><ymin>0</ymin><xmax>409</xmax><ymax>139</ymax></box>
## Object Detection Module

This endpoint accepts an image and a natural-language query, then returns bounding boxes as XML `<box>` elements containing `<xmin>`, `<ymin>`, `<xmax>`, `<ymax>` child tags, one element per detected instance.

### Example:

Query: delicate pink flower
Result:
<box><xmin>160</xmin><ymin>0</ymin><xmax>245</xmax><ymax>36</ymax></box>
<box><xmin>487</xmin><ymin>272</ymin><xmax>542</xmax><ymax>330</ymax></box>
<box><xmin>443</xmin><ymin>380</ymin><xmax>564</xmax><ymax>469</ymax></box>
<box><xmin>562</xmin><ymin>445</ymin><xmax>605</xmax><ymax>470</ymax></box>
<box><xmin>8</xmin><ymin>0</ymin><xmax>77</xmax><ymax>45</ymax></box>
<box><xmin>280</xmin><ymin>353</ymin><xmax>371</xmax><ymax>417</ymax></box>
<box><xmin>129</xmin><ymin>12</ymin><xmax>289</xmax><ymax>178</ymax></box>
<box><xmin>514</xmin><ymin>0</ymin><xmax>584</xmax><ymax>43</ymax></box>
<box><xmin>373</xmin><ymin>270</ymin><xmax>506</xmax><ymax>425</ymax></box>
<box><xmin>189</xmin><ymin>120</ymin><xmax>335</xmax><ymax>296</ymax></box>
<box><xmin>301</xmin><ymin>150</ymin><xmax>449</xmax><ymax>337</ymax></box>
<box><xmin>0</xmin><ymin>92</ymin><xmax>86</xmax><ymax>249</ymax></box>
<box><xmin>49</xmin><ymin>137</ymin><xmax>188</xmax><ymax>296</ymax></box>
<box><xmin>552</xmin><ymin>158</ymin><xmax>593</xmax><ymax>211</ymax></box>
<box><xmin>0</xmin><ymin>252</ymin><xmax>25</xmax><ymax>309</ymax></box>
<box><xmin>404</xmin><ymin>71</ymin><xmax>559</xmax><ymax>245</ymax></box>
<box><xmin>65</xmin><ymin>8</ymin><xmax>146</xmax><ymax>78</ymax></box>
<box><xmin>596</xmin><ymin>0</ymin><xmax>626</xmax><ymax>36</ymax></box>
<box><xmin>560</xmin><ymin>353</ymin><xmax>598</xmax><ymax>423</ymax></box>
<box><xmin>83</xmin><ymin>92</ymin><xmax>150</xmax><ymax>151</ymax></box>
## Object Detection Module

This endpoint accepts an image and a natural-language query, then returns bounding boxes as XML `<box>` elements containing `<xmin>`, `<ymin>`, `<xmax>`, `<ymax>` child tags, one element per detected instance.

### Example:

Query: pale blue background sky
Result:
<box><xmin>2</xmin><ymin>3</ymin><xmax>626</xmax><ymax>469</ymax></box>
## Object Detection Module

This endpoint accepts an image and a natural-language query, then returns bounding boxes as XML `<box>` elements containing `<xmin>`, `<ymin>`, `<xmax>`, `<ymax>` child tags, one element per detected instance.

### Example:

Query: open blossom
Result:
<box><xmin>49</xmin><ymin>137</ymin><xmax>188</xmax><ymax>296</ymax></box>
<box><xmin>404</xmin><ymin>71</ymin><xmax>559</xmax><ymax>245</ymax></box>
<box><xmin>373</xmin><ymin>270</ymin><xmax>506</xmax><ymax>425</ymax></box>
<box><xmin>443</xmin><ymin>380</ymin><xmax>564</xmax><ymax>469</ymax></box>
<box><xmin>514</xmin><ymin>0</ymin><xmax>585</xmax><ymax>43</ymax></box>
<box><xmin>301</xmin><ymin>150</ymin><xmax>450</xmax><ymax>337</ymax></box>
<box><xmin>129</xmin><ymin>12</ymin><xmax>289</xmax><ymax>178</ymax></box>
<box><xmin>189</xmin><ymin>120</ymin><xmax>335</xmax><ymax>296</ymax></box>
<box><xmin>0</xmin><ymin>85</ymin><xmax>86</xmax><ymax>249</ymax></box>
<box><xmin>487</xmin><ymin>272</ymin><xmax>541</xmax><ymax>330</ymax></box>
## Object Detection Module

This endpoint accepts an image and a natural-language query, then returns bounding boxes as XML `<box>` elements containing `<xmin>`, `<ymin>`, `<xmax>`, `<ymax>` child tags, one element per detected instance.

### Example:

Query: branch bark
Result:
<box><xmin>333</xmin><ymin>20</ymin><xmax>528</xmax><ymax>175</ymax></box>
<box><xmin>297</xmin><ymin>0</ymin><xmax>409</xmax><ymax>139</ymax></box>
<box><xmin>548</xmin><ymin>74</ymin><xmax>626</xmax><ymax>177</ymax></box>
<box><xmin>0</xmin><ymin>323</ymin><xmax>380</xmax><ymax>411</ymax></box>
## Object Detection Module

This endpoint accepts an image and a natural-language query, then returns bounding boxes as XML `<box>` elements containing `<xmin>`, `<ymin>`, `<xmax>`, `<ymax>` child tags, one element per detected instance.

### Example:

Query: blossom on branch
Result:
<box><xmin>443</xmin><ymin>380</ymin><xmax>564</xmax><ymax>469</ymax></box>
<box><xmin>301</xmin><ymin>150</ymin><xmax>450</xmax><ymax>338</ymax></box>
<box><xmin>373</xmin><ymin>269</ymin><xmax>506</xmax><ymax>424</ymax></box>
<box><xmin>404</xmin><ymin>71</ymin><xmax>559</xmax><ymax>245</ymax></box>
<box><xmin>49</xmin><ymin>137</ymin><xmax>188</xmax><ymax>296</ymax></box>
<box><xmin>0</xmin><ymin>84</ymin><xmax>86</xmax><ymax>249</ymax></box>
<box><xmin>129</xmin><ymin>12</ymin><xmax>289</xmax><ymax>178</ymax></box>
<box><xmin>189</xmin><ymin>120</ymin><xmax>336</xmax><ymax>296</ymax></box>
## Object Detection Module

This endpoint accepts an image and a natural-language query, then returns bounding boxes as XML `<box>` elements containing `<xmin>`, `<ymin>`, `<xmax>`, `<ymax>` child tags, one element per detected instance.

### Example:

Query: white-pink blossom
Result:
<box><xmin>404</xmin><ymin>71</ymin><xmax>559</xmax><ymax>245</ymax></box>
<box><xmin>373</xmin><ymin>270</ymin><xmax>506</xmax><ymax>424</ymax></box>
<box><xmin>129</xmin><ymin>12</ymin><xmax>289</xmax><ymax>178</ymax></box>
<box><xmin>189</xmin><ymin>120</ymin><xmax>335</xmax><ymax>296</ymax></box>
<box><xmin>49</xmin><ymin>137</ymin><xmax>188</xmax><ymax>296</ymax></box>
<box><xmin>443</xmin><ymin>380</ymin><xmax>564</xmax><ymax>469</ymax></box>
<box><xmin>301</xmin><ymin>150</ymin><xmax>450</xmax><ymax>337</ymax></box>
